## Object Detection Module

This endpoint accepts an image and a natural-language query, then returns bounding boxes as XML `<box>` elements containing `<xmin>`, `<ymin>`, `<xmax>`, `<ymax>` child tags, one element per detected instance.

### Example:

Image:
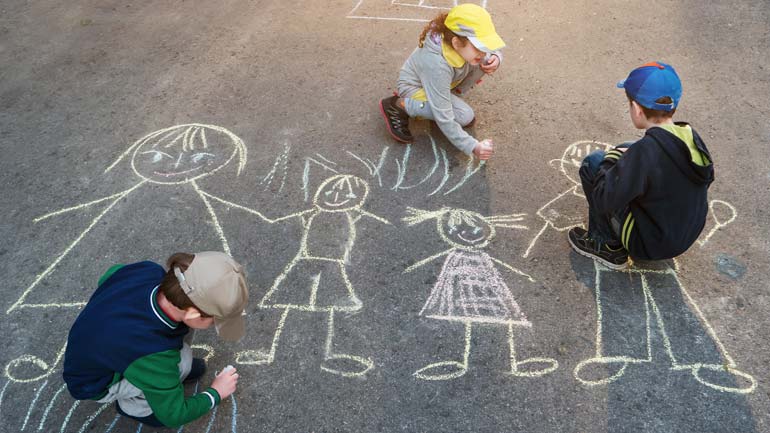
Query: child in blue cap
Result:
<box><xmin>568</xmin><ymin>62</ymin><xmax>714</xmax><ymax>269</ymax></box>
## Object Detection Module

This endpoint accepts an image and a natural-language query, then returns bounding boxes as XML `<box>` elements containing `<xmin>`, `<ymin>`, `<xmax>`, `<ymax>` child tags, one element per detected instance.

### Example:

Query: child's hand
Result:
<box><xmin>211</xmin><ymin>366</ymin><xmax>239</xmax><ymax>399</ymax></box>
<box><xmin>473</xmin><ymin>139</ymin><xmax>494</xmax><ymax>160</ymax></box>
<box><xmin>480</xmin><ymin>55</ymin><xmax>500</xmax><ymax>74</ymax></box>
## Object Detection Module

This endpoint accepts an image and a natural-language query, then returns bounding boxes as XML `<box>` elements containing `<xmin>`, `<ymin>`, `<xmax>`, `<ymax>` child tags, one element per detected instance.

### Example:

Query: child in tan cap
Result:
<box><xmin>63</xmin><ymin>251</ymin><xmax>248</xmax><ymax>428</ymax></box>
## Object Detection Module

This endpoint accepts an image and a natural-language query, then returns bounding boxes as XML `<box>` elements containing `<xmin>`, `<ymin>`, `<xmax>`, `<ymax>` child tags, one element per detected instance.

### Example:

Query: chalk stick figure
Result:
<box><xmin>403</xmin><ymin>207</ymin><xmax>558</xmax><ymax>380</ymax></box>
<box><xmin>574</xmin><ymin>259</ymin><xmax>756</xmax><ymax>394</ymax></box>
<box><xmin>523</xmin><ymin>140</ymin><xmax>613</xmax><ymax>258</ymax></box>
<box><xmin>5</xmin><ymin>124</ymin><xmax>247</xmax><ymax>383</ymax></box>
<box><xmin>233</xmin><ymin>174</ymin><xmax>391</xmax><ymax>377</ymax></box>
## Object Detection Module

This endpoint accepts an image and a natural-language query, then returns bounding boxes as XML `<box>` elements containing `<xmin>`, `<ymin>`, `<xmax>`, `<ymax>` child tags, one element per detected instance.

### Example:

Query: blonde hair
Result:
<box><xmin>403</xmin><ymin>207</ymin><xmax>527</xmax><ymax>230</ymax></box>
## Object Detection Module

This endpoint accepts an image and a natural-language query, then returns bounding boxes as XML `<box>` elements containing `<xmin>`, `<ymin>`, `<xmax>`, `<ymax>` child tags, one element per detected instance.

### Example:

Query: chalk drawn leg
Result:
<box><xmin>320</xmin><ymin>309</ymin><xmax>374</xmax><ymax>378</ymax></box>
<box><xmin>506</xmin><ymin>324</ymin><xmax>558</xmax><ymax>377</ymax></box>
<box><xmin>645</xmin><ymin>271</ymin><xmax>756</xmax><ymax>394</ymax></box>
<box><xmin>574</xmin><ymin>263</ymin><xmax>649</xmax><ymax>386</ymax></box>
<box><xmin>235</xmin><ymin>308</ymin><xmax>290</xmax><ymax>366</ymax></box>
<box><xmin>414</xmin><ymin>322</ymin><xmax>471</xmax><ymax>381</ymax></box>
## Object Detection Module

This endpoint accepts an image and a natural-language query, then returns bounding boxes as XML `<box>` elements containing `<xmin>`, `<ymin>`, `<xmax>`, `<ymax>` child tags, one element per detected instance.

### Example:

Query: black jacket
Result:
<box><xmin>592</xmin><ymin>123</ymin><xmax>714</xmax><ymax>260</ymax></box>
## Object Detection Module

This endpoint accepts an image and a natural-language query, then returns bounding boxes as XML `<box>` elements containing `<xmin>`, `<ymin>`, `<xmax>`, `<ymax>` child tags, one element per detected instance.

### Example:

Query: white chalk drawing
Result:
<box><xmin>261</xmin><ymin>141</ymin><xmax>291</xmax><ymax>193</ymax></box>
<box><xmin>4</xmin><ymin>343</ymin><xmax>66</xmax><ymax>384</ymax></box>
<box><xmin>403</xmin><ymin>207</ymin><xmax>558</xmax><ymax>380</ymax></box>
<box><xmin>230</xmin><ymin>175</ymin><xmax>391</xmax><ymax>377</ymax></box>
<box><xmin>523</xmin><ymin>140</ymin><xmax>613</xmax><ymax>258</ymax></box>
<box><xmin>574</xmin><ymin>259</ymin><xmax>756</xmax><ymax>394</ymax></box>
<box><xmin>4</xmin><ymin>344</ymin><xmax>239</xmax><ymax>433</ymax></box>
<box><xmin>348</xmin><ymin>0</ymin><xmax>488</xmax><ymax>22</ymax></box>
<box><xmin>698</xmin><ymin>200</ymin><xmax>737</xmax><ymax>247</ymax></box>
<box><xmin>346</xmin><ymin>134</ymin><xmax>484</xmax><ymax>197</ymax></box>
<box><xmin>301</xmin><ymin>154</ymin><xmax>340</xmax><ymax>201</ymax></box>
<box><xmin>8</xmin><ymin>124</ymin><xmax>247</xmax><ymax>312</ymax></box>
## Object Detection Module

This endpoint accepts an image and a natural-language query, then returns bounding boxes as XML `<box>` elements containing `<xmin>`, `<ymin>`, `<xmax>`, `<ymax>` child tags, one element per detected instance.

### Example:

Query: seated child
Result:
<box><xmin>63</xmin><ymin>251</ymin><xmax>248</xmax><ymax>428</ymax></box>
<box><xmin>569</xmin><ymin>62</ymin><xmax>714</xmax><ymax>269</ymax></box>
<box><xmin>379</xmin><ymin>3</ymin><xmax>505</xmax><ymax>160</ymax></box>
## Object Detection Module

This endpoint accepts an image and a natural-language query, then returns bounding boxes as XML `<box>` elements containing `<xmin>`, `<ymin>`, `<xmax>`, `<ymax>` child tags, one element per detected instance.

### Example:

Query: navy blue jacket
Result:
<box><xmin>591</xmin><ymin>124</ymin><xmax>714</xmax><ymax>260</ymax></box>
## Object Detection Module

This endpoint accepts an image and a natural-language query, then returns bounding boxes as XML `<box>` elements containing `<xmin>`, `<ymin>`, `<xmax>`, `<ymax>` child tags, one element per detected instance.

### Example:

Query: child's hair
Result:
<box><xmin>159</xmin><ymin>252</ymin><xmax>199</xmax><ymax>311</ymax></box>
<box><xmin>418</xmin><ymin>13</ymin><xmax>468</xmax><ymax>48</ymax></box>
<box><xmin>627</xmin><ymin>93</ymin><xmax>676</xmax><ymax>120</ymax></box>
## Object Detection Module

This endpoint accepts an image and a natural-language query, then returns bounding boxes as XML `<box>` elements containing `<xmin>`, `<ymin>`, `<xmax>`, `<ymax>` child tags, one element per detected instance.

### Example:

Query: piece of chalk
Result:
<box><xmin>223</xmin><ymin>365</ymin><xmax>235</xmax><ymax>373</ymax></box>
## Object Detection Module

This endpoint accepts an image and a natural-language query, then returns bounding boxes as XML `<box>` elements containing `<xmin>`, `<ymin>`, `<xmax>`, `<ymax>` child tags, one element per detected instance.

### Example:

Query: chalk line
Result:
<box><xmin>104</xmin><ymin>415</ymin><xmax>121</xmax><ymax>433</ymax></box>
<box><xmin>38</xmin><ymin>383</ymin><xmax>67</xmax><ymax>431</ymax></box>
<box><xmin>9</xmin><ymin>181</ymin><xmax>146</xmax><ymax>313</ymax></box>
<box><xmin>428</xmin><ymin>149</ymin><xmax>450</xmax><ymax>196</ymax></box>
<box><xmin>346</xmin><ymin>16</ymin><xmax>430</xmax><ymax>22</ymax></box>
<box><xmin>0</xmin><ymin>380</ymin><xmax>9</xmax><ymax>418</ymax></box>
<box><xmin>21</xmin><ymin>380</ymin><xmax>48</xmax><ymax>430</ymax></box>
<box><xmin>231</xmin><ymin>395</ymin><xmax>238</xmax><ymax>433</ymax></box>
<box><xmin>698</xmin><ymin>200</ymin><xmax>737</xmax><ymax>247</ymax></box>
<box><xmin>192</xmin><ymin>180</ymin><xmax>231</xmax><ymax>256</ymax></box>
<box><xmin>443</xmin><ymin>158</ymin><xmax>485</xmax><ymax>195</ymax></box>
<box><xmin>76</xmin><ymin>403</ymin><xmax>110</xmax><ymax>433</ymax></box>
<box><xmin>5</xmin><ymin>343</ymin><xmax>67</xmax><ymax>383</ymax></box>
<box><xmin>60</xmin><ymin>400</ymin><xmax>80</xmax><ymax>433</ymax></box>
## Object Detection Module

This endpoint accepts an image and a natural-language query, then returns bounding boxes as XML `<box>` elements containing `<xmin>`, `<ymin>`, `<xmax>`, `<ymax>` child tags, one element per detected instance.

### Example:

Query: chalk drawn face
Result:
<box><xmin>313</xmin><ymin>175</ymin><xmax>369</xmax><ymax>212</ymax></box>
<box><xmin>131</xmin><ymin>124</ymin><xmax>241</xmax><ymax>184</ymax></box>
<box><xmin>439</xmin><ymin>210</ymin><xmax>494</xmax><ymax>249</ymax></box>
<box><xmin>559</xmin><ymin>141</ymin><xmax>612</xmax><ymax>185</ymax></box>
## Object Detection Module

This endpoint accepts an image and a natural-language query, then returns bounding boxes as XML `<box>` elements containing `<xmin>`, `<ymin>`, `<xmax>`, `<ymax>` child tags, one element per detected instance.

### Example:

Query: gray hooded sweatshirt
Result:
<box><xmin>397</xmin><ymin>32</ymin><xmax>503</xmax><ymax>155</ymax></box>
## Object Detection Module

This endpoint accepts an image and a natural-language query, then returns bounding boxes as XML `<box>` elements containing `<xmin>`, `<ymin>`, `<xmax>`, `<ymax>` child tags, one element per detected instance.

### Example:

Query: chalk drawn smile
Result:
<box><xmin>153</xmin><ymin>166</ymin><xmax>204</xmax><ymax>177</ymax></box>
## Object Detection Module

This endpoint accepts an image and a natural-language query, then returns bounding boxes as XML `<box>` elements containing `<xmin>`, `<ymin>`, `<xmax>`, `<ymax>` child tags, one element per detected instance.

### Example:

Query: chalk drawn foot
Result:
<box><xmin>687</xmin><ymin>364</ymin><xmax>757</xmax><ymax>394</ymax></box>
<box><xmin>573</xmin><ymin>357</ymin><xmax>629</xmax><ymax>386</ymax></box>
<box><xmin>320</xmin><ymin>355</ymin><xmax>374</xmax><ymax>378</ymax></box>
<box><xmin>235</xmin><ymin>350</ymin><xmax>273</xmax><ymax>366</ymax></box>
<box><xmin>414</xmin><ymin>361</ymin><xmax>467</xmax><ymax>381</ymax></box>
<box><xmin>509</xmin><ymin>357</ymin><xmax>559</xmax><ymax>378</ymax></box>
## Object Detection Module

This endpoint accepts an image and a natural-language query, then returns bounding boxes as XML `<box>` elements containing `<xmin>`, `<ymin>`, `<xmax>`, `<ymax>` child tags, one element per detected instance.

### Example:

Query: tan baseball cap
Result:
<box><xmin>174</xmin><ymin>251</ymin><xmax>248</xmax><ymax>341</ymax></box>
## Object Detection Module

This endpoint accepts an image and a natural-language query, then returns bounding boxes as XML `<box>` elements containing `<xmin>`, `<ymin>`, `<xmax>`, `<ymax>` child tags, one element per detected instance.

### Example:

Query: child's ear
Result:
<box><xmin>183</xmin><ymin>308</ymin><xmax>202</xmax><ymax>321</ymax></box>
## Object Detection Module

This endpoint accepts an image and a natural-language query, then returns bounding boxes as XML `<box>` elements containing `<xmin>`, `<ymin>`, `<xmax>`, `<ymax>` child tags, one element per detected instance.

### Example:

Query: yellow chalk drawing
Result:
<box><xmin>523</xmin><ymin>140</ymin><xmax>613</xmax><ymax>258</ymax></box>
<box><xmin>235</xmin><ymin>175</ymin><xmax>389</xmax><ymax>377</ymax></box>
<box><xmin>8</xmin><ymin>124</ymin><xmax>247</xmax><ymax>313</ymax></box>
<box><xmin>4</xmin><ymin>343</ymin><xmax>66</xmax><ymax>384</ymax></box>
<box><xmin>348</xmin><ymin>0</ymin><xmax>489</xmax><ymax>22</ymax></box>
<box><xmin>698</xmin><ymin>200</ymin><xmax>737</xmax><ymax>247</ymax></box>
<box><xmin>404</xmin><ymin>207</ymin><xmax>558</xmax><ymax>380</ymax></box>
<box><xmin>573</xmin><ymin>259</ymin><xmax>756</xmax><ymax>394</ymax></box>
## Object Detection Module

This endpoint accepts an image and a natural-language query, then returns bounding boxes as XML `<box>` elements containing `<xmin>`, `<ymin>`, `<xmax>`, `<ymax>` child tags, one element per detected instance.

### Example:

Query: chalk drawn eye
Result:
<box><xmin>141</xmin><ymin>150</ymin><xmax>173</xmax><ymax>163</ymax></box>
<box><xmin>325</xmin><ymin>190</ymin><xmax>333</xmax><ymax>196</ymax></box>
<box><xmin>191</xmin><ymin>152</ymin><xmax>215</xmax><ymax>164</ymax></box>
<box><xmin>346</xmin><ymin>193</ymin><xmax>357</xmax><ymax>199</ymax></box>
<box><xmin>473</xmin><ymin>227</ymin><xmax>481</xmax><ymax>235</ymax></box>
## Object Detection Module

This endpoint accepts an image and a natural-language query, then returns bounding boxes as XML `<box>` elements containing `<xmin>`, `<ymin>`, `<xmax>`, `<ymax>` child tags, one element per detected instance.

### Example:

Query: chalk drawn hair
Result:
<box><xmin>105</xmin><ymin>123</ymin><xmax>247</xmax><ymax>178</ymax></box>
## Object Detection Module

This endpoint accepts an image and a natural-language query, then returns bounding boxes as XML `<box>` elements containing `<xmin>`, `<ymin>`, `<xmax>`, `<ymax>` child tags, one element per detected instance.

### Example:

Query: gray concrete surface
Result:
<box><xmin>1</xmin><ymin>0</ymin><xmax>769</xmax><ymax>432</ymax></box>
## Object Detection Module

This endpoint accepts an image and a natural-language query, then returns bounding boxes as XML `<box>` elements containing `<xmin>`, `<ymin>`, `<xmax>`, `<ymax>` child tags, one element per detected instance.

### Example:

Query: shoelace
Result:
<box><xmin>385</xmin><ymin>106</ymin><xmax>409</xmax><ymax>132</ymax></box>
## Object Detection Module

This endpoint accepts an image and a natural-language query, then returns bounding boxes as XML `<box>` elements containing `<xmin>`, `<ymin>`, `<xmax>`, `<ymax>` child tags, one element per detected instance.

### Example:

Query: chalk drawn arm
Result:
<box><xmin>489</xmin><ymin>257</ymin><xmax>535</xmax><ymax>282</ymax></box>
<box><xmin>199</xmin><ymin>190</ymin><xmax>312</xmax><ymax>224</ymax></box>
<box><xmin>269</xmin><ymin>209</ymin><xmax>315</xmax><ymax>224</ymax></box>
<box><xmin>353</xmin><ymin>209</ymin><xmax>392</xmax><ymax>225</ymax></box>
<box><xmin>404</xmin><ymin>249</ymin><xmax>453</xmax><ymax>273</ymax></box>
<box><xmin>33</xmin><ymin>180</ymin><xmax>148</xmax><ymax>223</ymax></box>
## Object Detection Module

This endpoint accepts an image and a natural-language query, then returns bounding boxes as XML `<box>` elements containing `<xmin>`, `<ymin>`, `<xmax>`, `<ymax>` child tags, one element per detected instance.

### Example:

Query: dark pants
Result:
<box><xmin>579</xmin><ymin>143</ymin><xmax>631</xmax><ymax>246</ymax></box>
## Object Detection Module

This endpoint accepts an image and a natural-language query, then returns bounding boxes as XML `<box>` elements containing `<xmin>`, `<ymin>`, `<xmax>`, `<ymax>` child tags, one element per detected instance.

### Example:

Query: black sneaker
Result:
<box><xmin>568</xmin><ymin>227</ymin><xmax>628</xmax><ymax>270</ymax></box>
<box><xmin>379</xmin><ymin>95</ymin><xmax>413</xmax><ymax>143</ymax></box>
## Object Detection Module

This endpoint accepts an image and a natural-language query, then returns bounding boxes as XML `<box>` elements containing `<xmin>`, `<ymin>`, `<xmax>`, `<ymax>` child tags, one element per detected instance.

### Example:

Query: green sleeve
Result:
<box><xmin>98</xmin><ymin>264</ymin><xmax>125</xmax><ymax>286</ymax></box>
<box><xmin>123</xmin><ymin>350</ymin><xmax>221</xmax><ymax>428</ymax></box>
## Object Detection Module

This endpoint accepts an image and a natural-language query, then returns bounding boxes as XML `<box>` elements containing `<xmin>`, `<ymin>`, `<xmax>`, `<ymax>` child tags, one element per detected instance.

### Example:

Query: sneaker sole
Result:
<box><xmin>378</xmin><ymin>99</ymin><xmax>413</xmax><ymax>143</ymax></box>
<box><xmin>568</xmin><ymin>233</ymin><xmax>628</xmax><ymax>271</ymax></box>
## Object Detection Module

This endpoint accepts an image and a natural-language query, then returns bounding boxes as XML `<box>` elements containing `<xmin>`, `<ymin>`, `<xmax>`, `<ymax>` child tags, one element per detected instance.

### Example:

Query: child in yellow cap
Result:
<box><xmin>379</xmin><ymin>3</ymin><xmax>505</xmax><ymax>160</ymax></box>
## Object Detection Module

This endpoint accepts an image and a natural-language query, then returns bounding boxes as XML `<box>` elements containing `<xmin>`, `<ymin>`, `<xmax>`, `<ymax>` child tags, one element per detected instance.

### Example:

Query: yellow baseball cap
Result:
<box><xmin>174</xmin><ymin>251</ymin><xmax>249</xmax><ymax>341</ymax></box>
<box><xmin>444</xmin><ymin>4</ymin><xmax>505</xmax><ymax>53</ymax></box>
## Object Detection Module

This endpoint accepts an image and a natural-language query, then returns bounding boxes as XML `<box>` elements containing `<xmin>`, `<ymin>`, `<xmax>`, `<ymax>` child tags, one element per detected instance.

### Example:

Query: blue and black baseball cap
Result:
<box><xmin>617</xmin><ymin>61</ymin><xmax>682</xmax><ymax>112</ymax></box>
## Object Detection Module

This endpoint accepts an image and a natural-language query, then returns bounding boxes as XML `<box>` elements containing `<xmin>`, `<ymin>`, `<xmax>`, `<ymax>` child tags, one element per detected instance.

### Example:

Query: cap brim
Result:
<box><xmin>468</xmin><ymin>34</ymin><xmax>505</xmax><ymax>54</ymax></box>
<box><xmin>215</xmin><ymin>314</ymin><xmax>245</xmax><ymax>342</ymax></box>
<box><xmin>616</xmin><ymin>79</ymin><xmax>626</xmax><ymax>89</ymax></box>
